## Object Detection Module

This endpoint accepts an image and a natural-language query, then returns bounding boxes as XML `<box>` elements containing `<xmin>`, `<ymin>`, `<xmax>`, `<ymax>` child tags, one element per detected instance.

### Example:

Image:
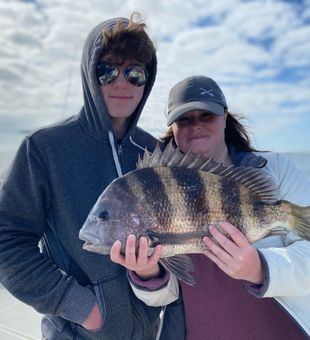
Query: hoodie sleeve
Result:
<box><xmin>0</xmin><ymin>137</ymin><xmax>97</xmax><ymax>325</ymax></box>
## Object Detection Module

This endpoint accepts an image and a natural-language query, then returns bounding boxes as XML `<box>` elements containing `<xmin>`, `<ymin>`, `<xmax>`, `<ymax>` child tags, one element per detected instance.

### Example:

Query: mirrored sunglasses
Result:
<box><xmin>96</xmin><ymin>64</ymin><xmax>148</xmax><ymax>87</ymax></box>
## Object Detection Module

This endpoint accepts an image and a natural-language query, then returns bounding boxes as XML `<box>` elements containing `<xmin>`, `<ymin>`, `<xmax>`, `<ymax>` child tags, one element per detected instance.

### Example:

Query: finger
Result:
<box><xmin>148</xmin><ymin>244</ymin><xmax>163</xmax><ymax>267</ymax></box>
<box><xmin>208</xmin><ymin>225</ymin><xmax>239</xmax><ymax>256</ymax></box>
<box><xmin>110</xmin><ymin>240</ymin><xmax>124</xmax><ymax>265</ymax></box>
<box><xmin>204</xmin><ymin>248</ymin><xmax>229</xmax><ymax>273</ymax></box>
<box><xmin>125</xmin><ymin>234</ymin><xmax>137</xmax><ymax>264</ymax></box>
<box><xmin>203</xmin><ymin>234</ymin><xmax>232</xmax><ymax>265</ymax></box>
<box><xmin>136</xmin><ymin>236</ymin><xmax>148</xmax><ymax>264</ymax></box>
<box><xmin>218</xmin><ymin>222</ymin><xmax>250</xmax><ymax>248</ymax></box>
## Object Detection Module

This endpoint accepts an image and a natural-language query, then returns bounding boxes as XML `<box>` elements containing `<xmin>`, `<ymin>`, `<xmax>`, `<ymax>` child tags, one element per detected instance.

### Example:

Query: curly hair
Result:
<box><xmin>101</xmin><ymin>12</ymin><xmax>156</xmax><ymax>66</ymax></box>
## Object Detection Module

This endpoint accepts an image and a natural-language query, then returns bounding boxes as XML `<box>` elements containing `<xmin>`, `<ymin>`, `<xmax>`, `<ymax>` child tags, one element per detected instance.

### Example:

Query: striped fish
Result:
<box><xmin>79</xmin><ymin>141</ymin><xmax>310</xmax><ymax>285</ymax></box>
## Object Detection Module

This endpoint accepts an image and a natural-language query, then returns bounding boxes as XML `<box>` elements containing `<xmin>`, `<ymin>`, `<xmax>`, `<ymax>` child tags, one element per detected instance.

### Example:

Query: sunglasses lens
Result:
<box><xmin>96</xmin><ymin>64</ymin><xmax>119</xmax><ymax>86</ymax></box>
<box><xmin>124</xmin><ymin>66</ymin><xmax>148</xmax><ymax>87</ymax></box>
<box><xmin>96</xmin><ymin>64</ymin><xmax>148</xmax><ymax>87</ymax></box>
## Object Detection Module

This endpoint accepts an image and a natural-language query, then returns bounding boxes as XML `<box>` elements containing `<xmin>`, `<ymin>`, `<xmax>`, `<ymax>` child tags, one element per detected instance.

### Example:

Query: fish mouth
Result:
<box><xmin>82</xmin><ymin>242</ymin><xmax>111</xmax><ymax>255</ymax></box>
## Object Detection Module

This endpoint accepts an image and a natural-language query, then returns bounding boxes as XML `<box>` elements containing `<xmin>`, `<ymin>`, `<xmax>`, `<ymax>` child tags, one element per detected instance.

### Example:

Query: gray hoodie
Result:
<box><xmin>0</xmin><ymin>17</ymin><xmax>160</xmax><ymax>339</ymax></box>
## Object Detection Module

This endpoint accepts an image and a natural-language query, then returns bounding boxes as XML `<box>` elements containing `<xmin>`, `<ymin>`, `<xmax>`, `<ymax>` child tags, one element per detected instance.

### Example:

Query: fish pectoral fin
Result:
<box><xmin>145</xmin><ymin>230</ymin><xmax>161</xmax><ymax>247</ymax></box>
<box><xmin>145</xmin><ymin>230</ymin><xmax>205</xmax><ymax>247</ymax></box>
<box><xmin>159</xmin><ymin>255</ymin><xmax>195</xmax><ymax>287</ymax></box>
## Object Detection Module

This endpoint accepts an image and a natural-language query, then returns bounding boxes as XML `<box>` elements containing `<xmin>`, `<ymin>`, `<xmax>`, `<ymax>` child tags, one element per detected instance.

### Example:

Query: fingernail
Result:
<box><xmin>209</xmin><ymin>225</ymin><xmax>216</xmax><ymax>232</ymax></box>
<box><xmin>128</xmin><ymin>234</ymin><xmax>135</xmax><ymax>241</ymax></box>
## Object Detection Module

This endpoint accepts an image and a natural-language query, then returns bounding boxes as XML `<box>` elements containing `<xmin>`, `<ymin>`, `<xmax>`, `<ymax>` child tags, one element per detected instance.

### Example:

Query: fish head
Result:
<box><xmin>79</xmin><ymin>176</ymin><xmax>151</xmax><ymax>255</ymax></box>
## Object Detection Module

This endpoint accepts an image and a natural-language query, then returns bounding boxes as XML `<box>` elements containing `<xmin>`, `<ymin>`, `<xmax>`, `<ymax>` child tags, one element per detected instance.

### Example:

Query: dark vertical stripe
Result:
<box><xmin>251</xmin><ymin>192</ymin><xmax>267</xmax><ymax>225</ymax></box>
<box><xmin>220</xmin><ymin>177</ymin><xmax>243</xmax><ymax>227</ymax></box>
<box><xmin>131</xmin><ymin>168</ymin><xmax>172</xmax><ymax>228</ymax></box>
<box><xmin>170</xmin><ymin>167</ymin><xmax>207</xmax><ymax>226</ymax></box>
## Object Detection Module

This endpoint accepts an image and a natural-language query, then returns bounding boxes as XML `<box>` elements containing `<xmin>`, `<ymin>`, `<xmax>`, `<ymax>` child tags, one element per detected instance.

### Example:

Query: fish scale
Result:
<box><xmin>79</xmin><ymin>141</ymin><xmax>310</xmax><ymax>286</ymax></box>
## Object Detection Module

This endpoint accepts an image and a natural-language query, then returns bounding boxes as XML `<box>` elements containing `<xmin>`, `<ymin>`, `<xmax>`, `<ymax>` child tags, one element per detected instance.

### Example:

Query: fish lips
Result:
<box><xmin>79</xmin><ymin>230</ymin><xmax>110</xmax><ymax>254</ymax></box>
<box><xmin>82</xmin><ymin>241</ymin><xmax>111</xmax><ymax>255</ymax></box>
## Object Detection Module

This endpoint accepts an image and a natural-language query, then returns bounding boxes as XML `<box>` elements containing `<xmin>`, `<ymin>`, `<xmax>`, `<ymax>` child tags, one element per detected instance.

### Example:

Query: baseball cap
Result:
<box><xmin>165</xmin><ymin>75</ymin><xmax>228</xmax><ymax>126</ymax></box>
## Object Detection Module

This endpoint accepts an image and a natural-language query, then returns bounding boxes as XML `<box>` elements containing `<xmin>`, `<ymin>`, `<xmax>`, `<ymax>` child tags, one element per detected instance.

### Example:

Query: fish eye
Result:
<box><xmin>98</xmin><ymin>210</ymin><xmax>110</xmax><ymax>221</ymax></box>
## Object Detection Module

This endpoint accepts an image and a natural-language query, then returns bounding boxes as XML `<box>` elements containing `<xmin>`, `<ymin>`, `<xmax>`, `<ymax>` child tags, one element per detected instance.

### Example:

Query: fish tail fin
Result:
<box><xmin>286</xmin><ymin>201</ymin><xmax>310</xmax><ymax>241</ymax></box>
<box><xmin>159</xmin><ymin>255</ymin><xmax>195</xmax><ymax>287</ymax></box>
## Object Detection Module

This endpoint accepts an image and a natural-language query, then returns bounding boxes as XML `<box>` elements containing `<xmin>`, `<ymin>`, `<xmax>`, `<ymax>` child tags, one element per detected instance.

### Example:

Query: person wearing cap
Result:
<box><xmin>0</xmin><ymin>12</ymin><xmax>164</xmax><ymax>339</ymax></box>
<box><xmin>164</xmin><ymin>75</ymin><xmax>231</xmax><ymax>166</ymax></box>
<box><xmin>116</xmin><ymin>76</ymin><xmax>310</xmax><ymax>339</ymax></box>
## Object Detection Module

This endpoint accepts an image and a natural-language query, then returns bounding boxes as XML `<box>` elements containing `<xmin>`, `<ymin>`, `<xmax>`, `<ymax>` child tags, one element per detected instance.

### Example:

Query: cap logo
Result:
<box><xmin>199</xmin><ymin>87</ymin><xmax>214</xmax><ymax>97</ymax></box>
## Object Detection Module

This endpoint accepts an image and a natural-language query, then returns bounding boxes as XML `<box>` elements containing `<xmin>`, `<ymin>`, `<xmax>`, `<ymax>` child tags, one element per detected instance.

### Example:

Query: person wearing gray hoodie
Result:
<box><xmin>0</xmin><ymin>12</ymin><xmax>162</xmax><ymax>340</ymax></box>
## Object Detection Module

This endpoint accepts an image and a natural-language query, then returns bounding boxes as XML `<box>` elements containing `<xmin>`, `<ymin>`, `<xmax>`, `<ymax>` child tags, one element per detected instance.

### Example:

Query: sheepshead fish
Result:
<box><xmin>79</xmin><ymin>141</ymin><xmax>310</xmax><ymax>285</ymax></box>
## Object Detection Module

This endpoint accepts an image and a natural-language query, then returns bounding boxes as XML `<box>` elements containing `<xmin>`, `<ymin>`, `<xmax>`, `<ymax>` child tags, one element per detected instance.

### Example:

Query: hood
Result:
<box><xmin>79</xmin><ymin>17</ymin><xmax>157</xmax><ymax>141</ymax></box>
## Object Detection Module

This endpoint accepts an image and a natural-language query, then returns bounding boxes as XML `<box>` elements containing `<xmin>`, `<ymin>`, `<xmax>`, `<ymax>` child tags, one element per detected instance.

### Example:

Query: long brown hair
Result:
<box><xmin>160</xmin><ymin>111</ymin><xmax>258</xmax><ymax>152</ymax></box>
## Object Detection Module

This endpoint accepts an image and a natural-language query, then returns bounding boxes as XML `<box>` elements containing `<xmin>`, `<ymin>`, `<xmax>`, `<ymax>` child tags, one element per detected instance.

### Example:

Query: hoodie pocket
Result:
<box><xmin>42</xmin><ymin>315</ymin><xmax>75</xmax><ymax>340</ymax></box>
<box><xmin>93</xmin><ymin>272</ymin><xmax>133</xmax><ymax>340</ymax></box>
<box><xmin>71</xmin><ymin>267</ymin><xmax>161</xmax><ymax>340</ymax></box>
<box><xmin>96</xmin><ymin>272</ymin><xmax>161</xmax><ymax>340</ymax></box>
<box><xmin>73</xmin><ymin>324</ymin><xmax>105</xmax><ymax>340</ymax></box>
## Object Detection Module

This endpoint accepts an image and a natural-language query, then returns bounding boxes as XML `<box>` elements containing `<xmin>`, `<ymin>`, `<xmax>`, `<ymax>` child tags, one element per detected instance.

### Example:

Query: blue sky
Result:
<box><xmin>0</xmin><ymin>0</ymin><xmax>309</xmax><ymax>172</ymax></box>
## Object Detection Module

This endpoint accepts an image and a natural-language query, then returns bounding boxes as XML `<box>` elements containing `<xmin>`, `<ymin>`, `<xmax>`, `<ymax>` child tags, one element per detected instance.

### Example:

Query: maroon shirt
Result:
<box><xmin>180</xmin><ymin>254</ymin><xmax>308</xmax><ymax>340</ymax></box>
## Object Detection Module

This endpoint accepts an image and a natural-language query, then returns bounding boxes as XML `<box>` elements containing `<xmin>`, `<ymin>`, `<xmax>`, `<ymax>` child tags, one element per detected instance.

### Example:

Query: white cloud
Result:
<box><xmin>226</xmin><ymin>1</ymin><xmax>299</xmax><ymax>37</ymax></box>
<box><xmin>0</xmin><ymin>0</ymin><xmax>309</xmax><ymax>174</ymax></box>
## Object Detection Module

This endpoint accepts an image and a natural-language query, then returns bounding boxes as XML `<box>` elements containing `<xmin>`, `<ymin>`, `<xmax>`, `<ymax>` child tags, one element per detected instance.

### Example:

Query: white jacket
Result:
<box><xmin>253</xmin><ymin>152</ymin><xmax>310</xmax><ymax>336</ymax></box>
<box><xmin>131</xmin><ymin>152</ymin><xmax>310</xmax><ymax>336</ymax></box>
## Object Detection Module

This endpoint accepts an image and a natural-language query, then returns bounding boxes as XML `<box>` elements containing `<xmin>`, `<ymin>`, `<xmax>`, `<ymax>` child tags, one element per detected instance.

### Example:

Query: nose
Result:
<box><xmin>112</xmin><ymin>67</ymin><xmax>127</xmax><ymax>87</ymax></box>
<box><xmin>189</xmin><ymin>117</ymin><xmax>204</xmax><ymax>127</ymax></box>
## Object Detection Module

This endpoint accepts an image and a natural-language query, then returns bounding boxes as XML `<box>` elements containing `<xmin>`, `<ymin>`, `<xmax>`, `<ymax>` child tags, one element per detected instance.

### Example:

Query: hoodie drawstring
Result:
<box><xmin>129</xmin><ymin>136</ymin><xmax>146</xmax><ymax>151</ymax></box>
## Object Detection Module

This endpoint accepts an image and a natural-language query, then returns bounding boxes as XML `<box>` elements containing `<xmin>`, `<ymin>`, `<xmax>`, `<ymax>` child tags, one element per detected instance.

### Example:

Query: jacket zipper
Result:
<box><xmin>117</xmin><ymin>143</ymin><xmax>123</xmax><ymax>169</ymax></box>
<box><xmin>108</xmin><ymin>131</ymin><xmax>123</xmax><ymax>177</ymax></box>
<box><xmin>117</xmin><ymin>143</ymin><xmax>122</xmax><ymax>159</ymax></box>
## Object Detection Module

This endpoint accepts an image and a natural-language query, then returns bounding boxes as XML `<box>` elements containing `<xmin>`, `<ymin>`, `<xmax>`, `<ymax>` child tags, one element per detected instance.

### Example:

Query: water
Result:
<box><xmin>0</xmin><ymin>132</ymin><xmax>24</xmax><ymax>177</ymax></box>
<box><xmin>1</xmin><ymin>133</ymin><xmax>310</xmax><ymax>180</ymax></box>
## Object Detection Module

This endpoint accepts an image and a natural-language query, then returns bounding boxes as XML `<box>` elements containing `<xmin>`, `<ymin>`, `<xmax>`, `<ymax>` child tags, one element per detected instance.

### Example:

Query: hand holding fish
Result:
<box><xmin>80</xmin><ymin>143</ymin><xmax>310</xmax><ymax>286</ymax></box>
<box><xmin>110</xmin><ymin>234</ymin><xmax>163</xmax><ymax>280</ymax></box>
<box><xmin>203</xmin><ymin>222</ymin><xmax>263</xmax><ymax>284</ymax></box>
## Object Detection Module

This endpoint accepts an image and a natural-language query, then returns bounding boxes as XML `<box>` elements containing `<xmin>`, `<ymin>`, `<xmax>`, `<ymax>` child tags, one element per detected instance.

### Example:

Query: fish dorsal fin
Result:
<box><xmin>217</xmin><ymin>165</ymin><xmax>279</xmax><ymax>203</ymax></box>
<box><xmin>137</xmin><ymin>148</ymin><xmax>152</xmax><ymax>168</ymax></box>
<box><xmin>137</xmin><ymin>140</ymin><xmax>279</xmax><ymax>203</ymax></box>
<box><xmin>137</xmin><ymin>140</ymin><xmax>208</xmax><ymax>169</ymax></box>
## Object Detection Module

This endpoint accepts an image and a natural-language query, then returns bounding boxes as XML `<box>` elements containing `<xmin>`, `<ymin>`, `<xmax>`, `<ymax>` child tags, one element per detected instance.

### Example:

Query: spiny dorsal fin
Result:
<box><xmin>137</xmin><ymin>140</ymin><xmax>207</xmax><ymax>169</ymax></box>
<box><xmin>137</xmin><ymin>147</ymin><xmax>152</xmax><ymax>168</ymax></box>
<box><xmin>137</xmin><ymin>140</ymin><xmax>279</xmax><ymax>203</ymax></box>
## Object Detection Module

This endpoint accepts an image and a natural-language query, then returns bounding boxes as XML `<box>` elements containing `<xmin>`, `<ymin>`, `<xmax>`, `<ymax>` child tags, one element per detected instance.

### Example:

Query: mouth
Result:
<box><xmin>109</xmin><ymin>95</ymin><xmax>132</xmax><ymax>100</ymax></box>
<box><xmin>82</xmin><ymin>242</ymin><xmax>111</xmax><ymax>255</ymax></box>
<box><xmin>188</xmin><ymin>135</ymin><xmax>208</xmax><ymax>141</ymax></box>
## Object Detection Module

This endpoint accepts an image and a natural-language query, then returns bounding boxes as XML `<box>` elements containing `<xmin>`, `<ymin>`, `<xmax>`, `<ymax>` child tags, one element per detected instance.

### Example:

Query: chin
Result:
<box><xmin>188</xmin><ymin>143</ymin><xmax>210</xmax><ymax>156</ymax></box>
